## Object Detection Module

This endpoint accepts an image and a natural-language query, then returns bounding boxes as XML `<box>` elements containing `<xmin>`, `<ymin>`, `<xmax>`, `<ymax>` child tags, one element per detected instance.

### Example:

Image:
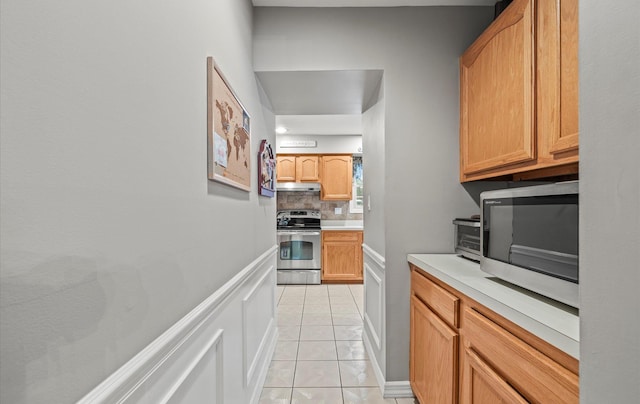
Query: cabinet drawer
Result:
<box><xmin>411</xmin><ymin>270</ymin><xmax>459</xmax><ymax>328</ymax></box>
<box><xmin>322</xmin><ymin>231</ymin><xmax>361</xmax><ymax>242</ymax></box>
<box><xmin>463</xmin><ymin>308</ymin><xmax>578</xmax><ymax>404</ymax></box>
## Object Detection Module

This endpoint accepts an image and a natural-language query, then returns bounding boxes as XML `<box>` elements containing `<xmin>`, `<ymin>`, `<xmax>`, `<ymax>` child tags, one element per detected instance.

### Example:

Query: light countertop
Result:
<box><xmin>321</xmin><ymin>220</ymin><xmax>363</xmax><ymax>230</ymax></box>
<box><xmin>408</xmin><ymin>253</ymin><xmax>579</xmax><ymax>359</ymax></box>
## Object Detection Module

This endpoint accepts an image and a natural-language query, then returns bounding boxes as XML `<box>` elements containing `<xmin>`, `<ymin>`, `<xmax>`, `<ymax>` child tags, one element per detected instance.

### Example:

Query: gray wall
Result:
<box><xmin>579</xmin><ymin>0</ymin><xmax>640</xmax><ymax>402</ymax></box>
<box><xmin>362</xmin><ymin>80</ymin><xmax>386</xmax><ymax>255</ymax></box>
<box><xmin>276</xmin><ymin>134</ymin><xmax>362</xmax><ymax>154</ymax></box>
<box><xmin>0</xmin><ymin>0</ymin><xmax>275</xmax><ymax>402</ymax></box>
<box><xmin>254</xmin><ymin>6</ymin><xmax>492</xmax><ymax>380</ymax></box>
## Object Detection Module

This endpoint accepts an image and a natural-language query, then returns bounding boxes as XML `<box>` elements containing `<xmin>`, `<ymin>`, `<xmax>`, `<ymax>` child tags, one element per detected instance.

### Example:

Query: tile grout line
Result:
<box><xmin>289</xmin><ymin>284</ymin><xmax>306</xmax><ymax>402</ymax></box>
<box><xmin>266</xmin><ymin>284</ymin><xmax>375</xmax><ymax>403</ymax></box>
<box><xmin>327</xmin><ymin>286</ymin><xmax>346</xmax><ymax>402</ymax></box>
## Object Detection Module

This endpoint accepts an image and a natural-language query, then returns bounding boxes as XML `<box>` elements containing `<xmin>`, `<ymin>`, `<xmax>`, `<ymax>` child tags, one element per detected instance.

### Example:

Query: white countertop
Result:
<box><xmin>408</xmin><ymin>254</ymin><xmax>580</xmax><ymax>359</ymax></box>
<box><xmin>321</xmin><ymin>220</ymin><xmax>363</xmax><ymax>230</ymax></box>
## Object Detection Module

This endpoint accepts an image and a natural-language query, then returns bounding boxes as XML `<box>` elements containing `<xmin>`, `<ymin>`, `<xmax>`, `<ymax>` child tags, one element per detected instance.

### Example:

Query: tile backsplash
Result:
<box><xmin>277</xmin><ymin>191</ymin><xmax>363</xmax><ymax>220</ymax></box>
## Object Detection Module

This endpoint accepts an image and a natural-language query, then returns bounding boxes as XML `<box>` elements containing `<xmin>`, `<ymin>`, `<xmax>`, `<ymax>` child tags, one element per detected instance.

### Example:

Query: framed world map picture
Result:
<box><xmin>207</xmin><ymin>57</ymin><xmax>251</xmax><ymax>191</ymax></box>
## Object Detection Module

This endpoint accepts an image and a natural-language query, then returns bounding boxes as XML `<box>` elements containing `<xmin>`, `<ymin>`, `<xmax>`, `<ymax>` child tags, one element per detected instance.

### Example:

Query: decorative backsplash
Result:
<box><xmin>277</xmin><ymin>191</ymin><xmax>364</xmax><ymax>220</ymax></box>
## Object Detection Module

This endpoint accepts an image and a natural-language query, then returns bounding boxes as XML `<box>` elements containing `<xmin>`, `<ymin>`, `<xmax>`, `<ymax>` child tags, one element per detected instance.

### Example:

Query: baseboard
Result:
<box><xmin>362</xmin><ymin>329</ymin><xmax>386</xmax><ymax>390</ymax></box>
<box><xmin>78</xmin><ymin>245</ymin><xmax>278</xmax><ymax>404</ymax></box>
<box><xmin>383</xmin><ymin>381</ymin><xmax>414</xmax><ymax>398</ymax></box>
<box><xmin>363</xmin><ymin>331</ymin><xmax>414</xmax><ymax>399</ymax></box>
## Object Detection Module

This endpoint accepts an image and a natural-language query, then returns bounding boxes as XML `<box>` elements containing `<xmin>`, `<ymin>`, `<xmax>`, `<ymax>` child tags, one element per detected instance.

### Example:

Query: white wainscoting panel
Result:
<box><xmin>243</xmin><ymin>266</ymin><xmax>276</xmax><ymax>386</ymax></box>
<box><xmin>362</xmin><ymin>244</ymin><xmax>386</xmax><ymax>392</ymax></box>
<box><xmin>364</xmin><ymin>263</ymin><xmax>382</xmax><ymax>350</ymax></box>
<box><xmin>165</xmin><ymin>329</ymin><xmax>224</xmax><ymax>404</ymax></box>
<box><xmin>361</xmin><ymin>244</ymin><xmax>414</xmax><ymax>399</ymax></box>
<box><xmin>77</xmin><ymin>246</ymin><xmax>278</xmax><ymax>404</ymax></box>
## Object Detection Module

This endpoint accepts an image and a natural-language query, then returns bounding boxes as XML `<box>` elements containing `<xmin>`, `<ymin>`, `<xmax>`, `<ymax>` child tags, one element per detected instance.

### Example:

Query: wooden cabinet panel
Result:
<box><xmin>410</xmin><ymin>295</ymin><xmax>459</xmax><ymax>404</ymax></box>
<box><xmin>277</xmin><ymin>155</ymin><xmax>319</xmax><ymax>182</ymax></box>
<box><xmin>411</xmin><ymin>271</ymin><xmax>459</xmax><ymax>328</ymax></box>
<box><xmin>409</xmin><ymin>265</ymin><xmax>579</xmax><ymax>403</ymax></box>
<box><xmin>296</xmin><ymin>155</ymin><xmax>320</xmax><ymax>182</ymax></box>
<box><xmin>276</xmin><ymin>156</ymin><xmax>297</xmax><ymax>182</ymax></box>
<box><xmin>462</xmin><ymin>308</ymin><xmax>579</xmax><ymax>404</ymax></box>
<box><xmin>538</xmin><ymin>0</ymin><xmax>579</xmax><ymax>158</ymax></box>
<box><xmin>320</xmin><ymin>155</ymin><xmax>352</xmax><ymax>201</ymax></box>
<box><xmin>321</xmin><ymin>230</ymin><xmax>362</xmax><ymax>282</ymax></box>
<box><xmin>460</xmin><ymin>0</ymin><xmax>579</xmax><ymax>182</ymax></box>
<box><xmin>558</xmin><ymin>0</ymin><xmax>579</xmax><ymax>152</ymax></box>
<box><xmin>460</xmin><ymin>0</ymin><xmax>535</xmax><ymax>176</ymax></box>
<box><xmin>461</xmin><ymin>348</ymin><xmax>527</xmax><ymax>404</ymax></box>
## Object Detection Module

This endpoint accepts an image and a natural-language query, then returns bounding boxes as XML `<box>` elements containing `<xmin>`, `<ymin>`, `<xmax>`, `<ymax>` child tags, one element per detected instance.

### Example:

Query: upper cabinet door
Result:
<box><xmin>320</xmin><ymin>155</ymin><xmax>352</xmax><ymax>201</ymax></box>
<box><xmin>460</xmin><ymin>0</ymin><xmax>535</xmax><ymax>178</ymax></box>
<box><xmin>538</xmin><ymin>0</ymin><xmax>579</xmax><ymax>157</ymax></box>
<box><xmin>276</xmin><ymin>156</ymin><xmax>296</xmax><ymax>182</ymax></box>
<box><xmin>296</xmin><ymin>155</ymin><xmax>320</xmax><ymax>182</ymax></box>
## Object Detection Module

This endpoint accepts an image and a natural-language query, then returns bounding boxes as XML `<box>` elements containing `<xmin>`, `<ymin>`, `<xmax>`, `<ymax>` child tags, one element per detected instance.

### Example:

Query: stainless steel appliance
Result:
<box><xmin>276</xmin><ymin>182</ymin><xmax>320</xmax><ymax>192</ymax></box>
<box><xmin>276</xmin><ymin>209</ymin><xmax>321</xmax><ymax>285</ymax></box>
<box><xmin>453</xmin><ymin>217</ymin><xmax>481</xmax><ymax>261</ymax></box>
<box><xmin>480</xmin><ymin>181</ymin><xmax>579</xmax><ymax>307</ymax></box>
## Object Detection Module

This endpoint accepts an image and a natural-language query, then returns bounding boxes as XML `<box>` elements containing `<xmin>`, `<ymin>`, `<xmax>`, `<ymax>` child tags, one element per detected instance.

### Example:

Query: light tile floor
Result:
<box><xmin>260</xmin><ymin>284</ymin><xmax>417</xmax><ymax>404</ymax></box>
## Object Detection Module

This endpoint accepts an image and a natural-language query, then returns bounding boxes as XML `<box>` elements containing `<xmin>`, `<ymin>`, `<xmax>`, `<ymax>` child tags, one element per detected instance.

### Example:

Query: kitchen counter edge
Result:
<box><xmin>408</xmin><ymin>253</ymin><xmax>579</xmax><ymax>360</ymax></box>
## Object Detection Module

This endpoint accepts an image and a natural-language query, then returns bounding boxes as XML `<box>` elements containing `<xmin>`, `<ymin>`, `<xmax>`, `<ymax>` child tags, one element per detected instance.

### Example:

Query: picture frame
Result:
<box><xmin>258</xmin><ymin>140</ymin><xmax>276</xmax><ymax>197</ymax></box>
<box><xmin>207</xmin><ymin>57</ymin><xmax>251</xmax><ymax>191</ymax></box>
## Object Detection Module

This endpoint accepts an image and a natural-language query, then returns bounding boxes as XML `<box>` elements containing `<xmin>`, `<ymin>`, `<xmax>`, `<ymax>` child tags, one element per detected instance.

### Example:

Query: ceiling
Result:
<box><xmin>255</xmin><ymin>1</ymin><xmax>493</xmax><ymax>136</ymax></box>
<box><xmin>253</xmin><ymin>0</ymin><xmax>494</xmax><ymax>6</ymax></box>
<box><xmin>256</xmin><ymin>70</ymin><xmax>383</xmax><ymax>136</ymax></box>
<box><xmin>256</xmin><ymin>70</ymin><xmax>383</xmax><ymax>115</ymax></box>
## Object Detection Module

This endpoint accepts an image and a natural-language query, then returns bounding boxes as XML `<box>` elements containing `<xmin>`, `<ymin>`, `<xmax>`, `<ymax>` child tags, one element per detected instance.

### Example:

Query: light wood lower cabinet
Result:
<box><xmin>461</xmin><ymin>308</ymin><xmax>578</xmax><ymax>404</ymax></box>
<box><xmin>409</xmin><ymin>264</ymin><xmax>579</xmax><ymax>404</ymax></box>
<box><xmin>462</xmin><ymin>347</ymin><xmax>527</xmax><ymax>404</ymax></box>
<box><xmin>321</xmin><ymin>230</ymin><xmax>362</xmax><ymax>283</ymax></box>
<box><xmin>410</xmin><ymin>270</ymin><xmax>460</xmax><ymax>403</ymax></box>
<box><xmin>410</xmin><ymin>295</ymin><xmax>458</xmax><ymax>404</ymax></box>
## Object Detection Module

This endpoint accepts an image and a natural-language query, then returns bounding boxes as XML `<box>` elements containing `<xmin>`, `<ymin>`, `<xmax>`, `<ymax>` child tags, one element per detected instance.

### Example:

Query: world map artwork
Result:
<box><xmin>208</xmin><ymin>58</ymin><xmax>251</xmax><ymax>191</ymax></box>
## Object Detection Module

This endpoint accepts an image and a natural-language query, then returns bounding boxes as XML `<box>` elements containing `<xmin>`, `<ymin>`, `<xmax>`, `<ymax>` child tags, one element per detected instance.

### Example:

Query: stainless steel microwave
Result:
<box><xmin>480</xmin><ymin>181</ymin><xmax>579</xmax><ymax>307</ymax></box>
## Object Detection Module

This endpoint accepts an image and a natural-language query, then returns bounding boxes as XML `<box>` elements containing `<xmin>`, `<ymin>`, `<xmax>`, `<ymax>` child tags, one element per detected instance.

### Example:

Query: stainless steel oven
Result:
<box><xmin>276</xmin><ymin>210</ymin><xmax>322</xmax><ymax>285</ymax></box>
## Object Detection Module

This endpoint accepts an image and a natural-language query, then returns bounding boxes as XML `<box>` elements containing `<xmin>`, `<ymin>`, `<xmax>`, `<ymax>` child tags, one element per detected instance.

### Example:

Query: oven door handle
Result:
<box><xmin>277</xmin><ymin>231</ymin><xmax>321</xmax><ymax>236</ymax></box>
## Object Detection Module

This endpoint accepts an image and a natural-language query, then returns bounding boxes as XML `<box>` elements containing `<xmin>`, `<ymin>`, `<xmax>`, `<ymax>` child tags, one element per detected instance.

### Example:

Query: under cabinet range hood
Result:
<box><xmin>276</xmin><ymin>182</ymin><xmax>321</xmax><ymax>192</ymax></box>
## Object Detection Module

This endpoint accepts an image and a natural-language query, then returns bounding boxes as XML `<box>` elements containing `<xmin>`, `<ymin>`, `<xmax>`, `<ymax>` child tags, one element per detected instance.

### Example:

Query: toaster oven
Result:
<box><xmin>453</xmin><ymin>218</ymin><xmax>481</xmax><ymax>262</ymax></box>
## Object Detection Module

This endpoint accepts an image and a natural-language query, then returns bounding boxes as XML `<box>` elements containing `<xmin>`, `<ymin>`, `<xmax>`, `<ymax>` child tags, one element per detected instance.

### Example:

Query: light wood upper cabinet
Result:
<box><xmin>460</xmin><ymin>0</ymin><xmax>535</xmax><ymax>177</ymax></box>
<box><xmin>321</xmin><ymin>230</ymin><xmax>362</xmax><ymax>283</ymax></box>
<box><xmin>320</xmin><ymin>155</ymin><xmax>352</xmax><ymax>201</ymax></box>
<box><xmin>276</xmin><ymin>156</ymin><xmax>297</xmax><ymax>182</ymax></box>
<box><xmin>538</xmin><ymin>0</ymin><xmax>579</xmax><ymax>158</ymax></box>
<box><xmin>296</xmin><ymin>155</ymin><xmax>320</xmax><ymax>182</ymax></box>
<box><xmin>460</xmin><ymin>0</ymin><xmax>579</xmax><ymax>182</ymax></box>
<box><xmin>276</xmin><ymin>155</ymin><xmax>319</xmax><ymax>182</ymax></box>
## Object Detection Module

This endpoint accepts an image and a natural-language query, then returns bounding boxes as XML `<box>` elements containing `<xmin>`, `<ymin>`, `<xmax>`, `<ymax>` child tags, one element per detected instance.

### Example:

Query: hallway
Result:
<box><xmin>259</xmin><ymin>284</ymin><xmax>416</xmax><ymax>403</ymax></box>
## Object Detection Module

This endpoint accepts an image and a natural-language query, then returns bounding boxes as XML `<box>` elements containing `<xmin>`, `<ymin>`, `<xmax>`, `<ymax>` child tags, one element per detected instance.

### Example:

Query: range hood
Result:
<box><xmin>276</xmin><ymin>182</ymin><xmax>321</xmax><ymax>192</ymax></box>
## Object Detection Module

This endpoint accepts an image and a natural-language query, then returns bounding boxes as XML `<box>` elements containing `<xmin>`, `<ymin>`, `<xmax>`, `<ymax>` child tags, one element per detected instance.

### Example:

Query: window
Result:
<box><xmin>350</xmin><ymin>156</ymin><xmax>363</xmax><ymax>213</ymax></box>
